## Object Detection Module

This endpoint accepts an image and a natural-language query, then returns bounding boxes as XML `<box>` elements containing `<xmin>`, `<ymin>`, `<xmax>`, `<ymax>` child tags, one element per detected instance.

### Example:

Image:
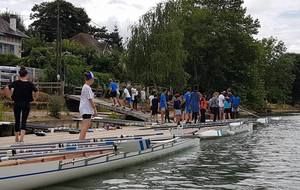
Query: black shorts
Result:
<box><xmin>224</xmin><ymin>108</ymin><xmax>231</xmax><ymax>114</ymax></box>
<box><xmin>151</xmin><ymin>107</ymin><xmax>158</xmax><ymax>115</ymax></box>
<box><xmin>110</xmin><ymin>91</ymin><xmax>117</xmax><ymax>98</ymax></box>
<box><xmin>82</xmin><ymin>114</ymin><xmax>92</xmax><ymax>119</ymax></box>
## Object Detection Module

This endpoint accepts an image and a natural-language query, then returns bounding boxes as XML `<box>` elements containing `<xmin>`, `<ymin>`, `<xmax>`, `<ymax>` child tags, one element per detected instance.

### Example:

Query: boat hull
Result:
<box><xmin>0</xmin><ymin>138</ymin><xmax>199</xmax><ymax>190</ymax></box>
<box><xmin>198</xmin><ymin>123</ymin><xmax>253</xmax><ymax>139</ymax></box>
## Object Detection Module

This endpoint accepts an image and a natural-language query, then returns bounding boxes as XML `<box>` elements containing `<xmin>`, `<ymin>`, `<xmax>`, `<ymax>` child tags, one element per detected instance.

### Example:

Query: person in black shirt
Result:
<box><xmin>151</xmin><ymin>94</ymin><xmax>159</xmax><ymax>123</ymax></box>
<box><xmin>5</xmin><ymin>67</ymin><xmax>38</xmax><ymax>143</ymax></box>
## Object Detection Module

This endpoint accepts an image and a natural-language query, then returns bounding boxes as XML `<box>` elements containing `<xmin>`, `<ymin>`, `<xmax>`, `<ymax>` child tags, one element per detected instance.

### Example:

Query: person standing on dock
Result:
<box><xmin>218</xmin><ymin>91</ymin><xmax>225</xmax><ymax>120</ymax></box>
<box><xmin>5</xmin><ymin>66</ymin><xmax>38</xmax><ymax>143</ymax></box>
<box><xmin>200</xmin><ymin>94</ymin><xmax>208</xmax><ymax>123</ymax></box>
<box><xmin>224</xmin><ymin>95</ymin><xmax>232</xmax><ymax>119</ymax></box>
<box><xmin>108</xmin><ymin>79</ymin><xmax>118</xmax><ymax>106</ymax></box>
<box><xmin>79</xmin><ymin>72</ymin><xmax>97</xmax><ymax>140</ymax></box>
<box><xmin>232</xmin><ymin>95</ymin><xmax>241</xmax><ymax>118</ymax></box>
<box><xmin>123</xmin><ymin>86</ymin><xmax>132</xmax><ymax>109</ymax></box>
<box><xmin>160</xmin><ymin>89</ymin><xmax>168</xmax><ymax>123</ymax></box>
<box><xmin>173</xmin><ymin>93</ymin><xmax>182</xmax><ymax>125</ymax></box>
<box><xmin>151</xmin><ymin>93</ymin><xmax>159</xmax><ymax>123</ymax></box>
<box><xmin>183</xmin><ymin>87</ymin><xmax>192</xmax><ymax>124</ymax></box>
<box><xmin>190</xmin><ymin>87</ymin><xmax>200</xmax><ymax>124</ymax></box>
<box><xmin>140</xmin><ymin>88</ymin><xmax>146</xmax><ymax>112</ymax></box>
<box><xmin>209</xmin><ymin>92</ymin><xmax>219</xmax><ymax>122</ymax></box>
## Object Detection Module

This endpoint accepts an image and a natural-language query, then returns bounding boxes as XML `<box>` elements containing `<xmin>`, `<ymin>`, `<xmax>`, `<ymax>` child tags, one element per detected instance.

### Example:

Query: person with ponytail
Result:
<box><xmin>5</xmin><ymin>66</ymin><xmax>38</xmax><ymax>143</ymax></box>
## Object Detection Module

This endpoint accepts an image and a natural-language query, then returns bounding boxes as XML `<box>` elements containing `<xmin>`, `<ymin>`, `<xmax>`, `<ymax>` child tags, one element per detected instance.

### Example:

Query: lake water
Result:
<box><xmin>40</xmin><ymin>115</ymin><xmax>300</xmax><ymax>190</ymax></box>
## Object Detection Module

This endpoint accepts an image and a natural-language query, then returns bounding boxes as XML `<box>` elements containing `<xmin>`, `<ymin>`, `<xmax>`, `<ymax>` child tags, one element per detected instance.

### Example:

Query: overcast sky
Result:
<box><xmin>1</xmin><ymin>0</ymin><xmax>300</xmax><ymax>53</ymax></box>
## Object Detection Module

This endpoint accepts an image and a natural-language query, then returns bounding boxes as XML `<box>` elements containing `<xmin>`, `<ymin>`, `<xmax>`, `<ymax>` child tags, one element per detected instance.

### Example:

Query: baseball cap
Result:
<box><xmin>85</xmin><ymin>71</ymin><xmax>94</xmax><ymax>80</ymax></box>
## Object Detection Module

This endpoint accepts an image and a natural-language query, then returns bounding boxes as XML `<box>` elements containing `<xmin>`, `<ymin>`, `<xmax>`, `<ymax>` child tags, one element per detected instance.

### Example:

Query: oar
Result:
<box><xmin>239</xmin><ymin>106</ymin><xmax>259</xmax><ymax>118</ymax></box>
<box><xmin>0</xmin><ymin>146</ymin><xmax>115</xmax><ymax>161</ymax></box>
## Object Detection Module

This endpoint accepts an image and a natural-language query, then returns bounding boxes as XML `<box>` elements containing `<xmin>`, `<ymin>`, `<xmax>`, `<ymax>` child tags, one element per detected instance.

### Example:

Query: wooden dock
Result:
<box><xmin>66</xmin><ymin>95</ymin><xmax>151</xmax><ymax>121</ymax></box>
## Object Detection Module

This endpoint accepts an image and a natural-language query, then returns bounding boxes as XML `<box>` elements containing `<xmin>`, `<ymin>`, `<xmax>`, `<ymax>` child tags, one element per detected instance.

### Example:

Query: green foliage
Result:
<box><xmin>126</xmin><ymin>0</ymin><xmax>297</xmax><ymax>110</ymax></box>
<box><xmin>127</xmin><ymin>1</ymin><xmax>188</xmax><ymax>87</ymax></box>
<box><xmin>0</xmin><ymin>54</ymin><xmax>20</xmax><ymax>66</ymax></box>
<box><xmin>261</xmin><ymin>38</ymin><xmax>295</xmax><ymax>104</ymax></box>
<box><xmin>48</xmin><ymin>96</ymin><xmax>65</xmax><ymax>118</ymax></box>
<box><xmin>29</xmin><ymin>0</ymin><xmax>91</xmax><ymax>42</ymax></box>
<box><xmin>292</xmin><ymin>54</ymin><xmax>300</xmax><ymax>105</ymax></box>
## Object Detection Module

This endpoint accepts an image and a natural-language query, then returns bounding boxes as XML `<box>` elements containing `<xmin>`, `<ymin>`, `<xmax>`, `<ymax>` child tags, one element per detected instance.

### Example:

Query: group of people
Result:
<box><xmin>4</xmin><ymin>69</ymin><xmax>241</xmax><ymax>143</ymax></box>
<box><xmin>107</xmin><ymin>79</ymin><xmax>147</xmax><ymax>111</ymax></box>
<box><xmin>149</xmin><ymin>87</ymin><xmax>241</xmax><ymax>125</ymax></box>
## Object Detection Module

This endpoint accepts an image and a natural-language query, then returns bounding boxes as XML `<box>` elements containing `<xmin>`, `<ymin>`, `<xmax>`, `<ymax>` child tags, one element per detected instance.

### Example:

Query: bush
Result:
<box><xmin>48</xmin><ymin>96</ymin><xmax>65</xmax><ymax>118</ymax></box>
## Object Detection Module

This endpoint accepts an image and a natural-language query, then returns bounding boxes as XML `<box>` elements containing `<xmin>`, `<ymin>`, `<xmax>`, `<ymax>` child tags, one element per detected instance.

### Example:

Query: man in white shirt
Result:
<box><xmin>123</xmin><ymin>86</ymin><xmax>132</xmax><ymax>109</ymax></box>
<box><xmin>79</xmin><ymin>71</ymin><xmax>97</xmax><ymax>140</ymax></box>
<box><xmin>140</xmin><ymin>88</ymin><xmax>146</xmax><ymax>112</ymax></box>
<box><xmin>218</xmin><ymin>91</ymin><xmax>225</xmax><ymax>120</ymax></box>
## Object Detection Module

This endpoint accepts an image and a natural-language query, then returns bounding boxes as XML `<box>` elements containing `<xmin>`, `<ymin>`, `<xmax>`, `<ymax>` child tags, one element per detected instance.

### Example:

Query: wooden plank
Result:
<box><xmin>66</xmin><ymin>95</ymin><xmax>150</xmax><ymax>121</ymax></box>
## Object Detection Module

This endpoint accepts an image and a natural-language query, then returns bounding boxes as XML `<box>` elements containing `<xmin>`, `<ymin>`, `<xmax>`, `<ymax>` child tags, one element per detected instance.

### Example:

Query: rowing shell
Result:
<box><xmin>0</xmin><ymin>138</ymin><xmax>198</xmax><ymax>190</ymax></box>
<box><xmin>197</xmin><ymin>123</ymin><xmax>253</xmax><ymax>139</ymax></box>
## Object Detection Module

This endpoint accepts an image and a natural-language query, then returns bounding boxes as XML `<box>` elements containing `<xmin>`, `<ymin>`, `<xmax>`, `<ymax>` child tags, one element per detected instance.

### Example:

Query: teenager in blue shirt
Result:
<box><xmin>109</xmin><ymin>79</ymin><xmax>118</xmax><ymax>106</ymax></box>
<box><xmin>190</xmin><ymin>87</ymin><xmax>200</xmax><ymax>124</ymax></box>
<box><xmin>183</xmin><ymin>87</ymin><xmax>192</xmax><ymax>124</ymax></box>
<box><xmin>160</xmin><ymin>89</ymin><xmax>167</xmax><ymax>123</ymax></box>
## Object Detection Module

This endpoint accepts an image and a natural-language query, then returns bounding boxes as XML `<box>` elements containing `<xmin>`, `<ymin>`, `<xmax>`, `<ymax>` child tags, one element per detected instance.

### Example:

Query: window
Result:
<box><xmin>0</xmin><ymin>43</ymin><xmax>15</xmax><ymax>55</ymax></box>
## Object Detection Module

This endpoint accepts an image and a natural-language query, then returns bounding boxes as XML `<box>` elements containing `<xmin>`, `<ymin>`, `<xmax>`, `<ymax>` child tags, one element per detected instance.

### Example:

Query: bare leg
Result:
<box><xmin>161</xmin><ymin>110</ymin><xmax>165</xmax><ymax>123</ymax></box>
<box><xmin>15</xmin><ymin>132</ymin><xmax>20</xmax><ymax>142</ymax></box>
<box><xmin>79</xmin><ymin>119</ymin><xmax>91</xmax><ymax>140</ymax></box>
<box><xmin>19</xmin><ymin>130</ymin><xmax>26</xmax><ymax>142</ymax></box>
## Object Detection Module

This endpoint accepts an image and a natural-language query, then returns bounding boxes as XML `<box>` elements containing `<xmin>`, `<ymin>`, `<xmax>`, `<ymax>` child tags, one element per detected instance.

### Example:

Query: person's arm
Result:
<box><xmin>87</xmin><ymin>88</ymin><xmax>97</xmax><ymax>116</ymax></box>
<box><xmin>32</xmin><ymin>82</ymin><xmax>39</xmax><ymax>102</ymax></box>
<box><xmin>5</xmin><ymin>82</ymin><xmax>15</xmax><ymax>99</ymax></box>
<box><xmin>89</xmin><ymin>99</ymin><xmax>97</xmax><ymax>116</ymax></box>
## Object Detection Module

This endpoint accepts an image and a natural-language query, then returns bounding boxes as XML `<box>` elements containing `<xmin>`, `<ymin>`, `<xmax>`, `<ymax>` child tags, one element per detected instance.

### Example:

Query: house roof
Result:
<box><xmin>70</xmin><ymin>33</ymin><xmax>109</xmax><ymax>53</ymax></box>
<box><xmin>0</xmin><ymin>17</ymin><xmax>28</xmax><ymax>38</ymax></box>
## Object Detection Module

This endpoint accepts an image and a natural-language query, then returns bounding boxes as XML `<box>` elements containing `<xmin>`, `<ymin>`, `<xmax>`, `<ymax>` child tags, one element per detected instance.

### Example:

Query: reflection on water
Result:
<box><xmin>40</xmin><ymin>116</ymin><xmax>300</xmax><ymax>190</ymax></box>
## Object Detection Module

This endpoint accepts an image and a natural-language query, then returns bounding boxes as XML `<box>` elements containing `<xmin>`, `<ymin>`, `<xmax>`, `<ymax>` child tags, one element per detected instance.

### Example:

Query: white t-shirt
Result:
<box><xmin>124</xmin><ymin>88</ymin><xmax>131</xmax><ymax>98</ymax></box>
<box><xmin>218</xmin><ymin>94</ymin><xmax>225</xmax><ymax>107</ymax></box>
<box><xmin>131</xmin><ymin>88</ymin><xmax>136</xmax><ymax>100</ymax></box>
<box><xmin>141</xmin><ymin>90</ymin><xmax>146</xmax><ymax>100</ymax></box>
<box><xmin>79</xmin><ymin>84</ymin><xmax>94</xmax><ymax>115</ymax></box>
<box><xmin>149</xmin><ymin>95</ymin><xmax>154</xmax><ymax>107</ymax></box>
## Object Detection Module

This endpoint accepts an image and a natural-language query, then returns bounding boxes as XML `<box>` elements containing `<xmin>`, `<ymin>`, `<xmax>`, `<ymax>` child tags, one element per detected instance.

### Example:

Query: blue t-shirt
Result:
<box><xmin>233</xmin><ymin>96</ymin><xmax>241</xmax><ymax>107</ymax></box>
<box><xmin>160</xmin><ymin>93</ymin><xmax>167</xmax><ymax>108</ymax></box>
<box><xmin>109</xmin><ymin>82</ymin><xmax>118</xmax><ymax>92</ymax></box>
<box><xmin>190</xmin><ymin>91</ymin><xmax>200</xmax><ymax>113</ymax></box>
<box><xmin>224</xmin><ymin>100</ymin><xmax>231</xmax><ymax>109</ymax></box>
<box><xmin>184</xmin><ymin>92</ymin><xmax>191</xmax><ymax>109</ymax></box>
<box><xmin>230</xmin><ymin>95</ymin><xmax>235</xmax><ymax>104</ymax></box>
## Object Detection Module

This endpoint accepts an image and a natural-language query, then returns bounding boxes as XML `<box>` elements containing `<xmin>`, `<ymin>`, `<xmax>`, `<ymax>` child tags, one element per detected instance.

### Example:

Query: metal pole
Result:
<box><xmin>56</xmin><ymin>0</ymin><xmax>62</xmax><ymax>82</ymax></box>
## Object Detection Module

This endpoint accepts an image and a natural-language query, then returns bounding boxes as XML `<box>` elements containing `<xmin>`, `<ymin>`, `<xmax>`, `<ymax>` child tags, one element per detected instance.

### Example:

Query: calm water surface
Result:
<box><xmin>40</xmin><ymin>115</ymin><xmax>300</xmax><ymax>190</ymax></box>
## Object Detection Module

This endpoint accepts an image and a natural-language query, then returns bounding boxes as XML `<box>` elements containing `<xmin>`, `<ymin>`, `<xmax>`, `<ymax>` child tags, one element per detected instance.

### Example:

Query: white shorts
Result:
<box><xmin>175</xmin><ymin>109</ymin><xmax>181</xmax><ymax>116</ymax></box>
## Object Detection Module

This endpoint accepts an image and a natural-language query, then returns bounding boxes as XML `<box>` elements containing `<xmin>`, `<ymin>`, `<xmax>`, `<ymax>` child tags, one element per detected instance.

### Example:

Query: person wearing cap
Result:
<box><xmin>79</xmin><ymin>71</ymin><xmax>97</xmax><ymax>140</ymax></box>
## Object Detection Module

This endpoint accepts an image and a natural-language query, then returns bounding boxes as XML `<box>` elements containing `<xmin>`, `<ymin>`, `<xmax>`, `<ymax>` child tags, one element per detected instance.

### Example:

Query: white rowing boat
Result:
<box><xmin>0</xmin><ymin>138</ymin><xmax>198</xmax><ymax>190</ymax></box>
<box><xmin>196</xmin><ymin>122</ymin><xmax>253</xmax><ymax>139</ymax></box>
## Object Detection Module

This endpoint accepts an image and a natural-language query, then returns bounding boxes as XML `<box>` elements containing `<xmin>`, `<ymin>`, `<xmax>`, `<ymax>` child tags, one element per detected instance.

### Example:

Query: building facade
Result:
<box><xmin>0</xmin><ymin>17</ymin><xmax>28</xmax><ymax>58</ymax></box>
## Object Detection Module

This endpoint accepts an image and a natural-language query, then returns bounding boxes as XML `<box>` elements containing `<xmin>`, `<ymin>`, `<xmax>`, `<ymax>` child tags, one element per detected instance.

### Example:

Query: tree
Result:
<box><xmin>127</xmin><ymin>1</ymin><xmax>188</xmax><ymax>88</ymax></box>
<box><xmin>29</xmin><ymin>0</ymin><xmax>91</xmax><ymax>42</ymax></box>
<box><xmin>261</xmin><ymin>38</ymin><xmax>295</xmax><ymax>103</ymax></box>
<box><xmin>107</xmin><ymin>26</ymin><xmax>123</xmax><ymax>52</ymax></box>
<box><xmin>291</xmin><ymin>53</ymin><xmax>300</xmax><ymax>105</ymax></box>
